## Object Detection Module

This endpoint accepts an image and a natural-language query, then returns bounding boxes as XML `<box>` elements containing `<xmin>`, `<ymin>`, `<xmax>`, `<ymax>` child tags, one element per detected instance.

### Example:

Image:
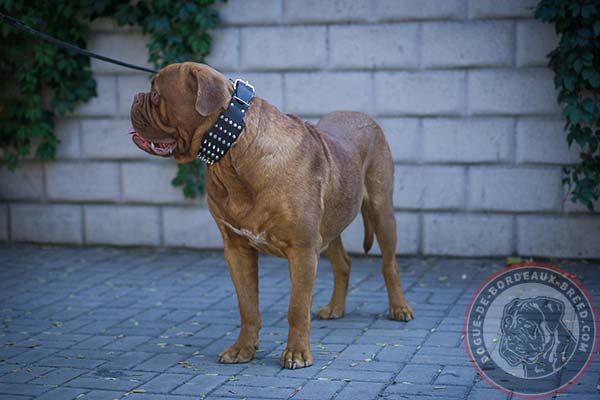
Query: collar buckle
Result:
<box><xmin>233</xmin><ymin>78</ymin><xmax>254</xmax><ymax>92</ymax></box>
<box><xmin>232</xmin><ymin>79</ymin><xmax>255</xmax><ymax>106</ymax></box>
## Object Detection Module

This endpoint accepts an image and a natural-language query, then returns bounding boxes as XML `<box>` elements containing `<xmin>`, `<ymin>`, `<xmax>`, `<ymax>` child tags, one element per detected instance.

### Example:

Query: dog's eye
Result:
<box><xmin>151</xmin><ymin>90</ymin><xmax>160</xmax><ymax>106</ymax></box>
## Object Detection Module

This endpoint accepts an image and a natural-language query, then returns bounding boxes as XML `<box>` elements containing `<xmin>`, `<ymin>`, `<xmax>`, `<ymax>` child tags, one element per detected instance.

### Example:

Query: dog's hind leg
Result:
<box><xmin>316</xmin><ymin>235</ymin><xmax>351</xmax><ymax>319</ymax></box>
<box><xmin>364</xmin><ymin>141</ymin><xmax>414</xmax><ymax>322</ymax></box>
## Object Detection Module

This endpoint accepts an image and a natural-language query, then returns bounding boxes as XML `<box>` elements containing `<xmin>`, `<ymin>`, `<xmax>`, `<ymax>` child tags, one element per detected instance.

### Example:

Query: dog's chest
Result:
<box><xmin>220</xmin><ymin>219</ymin><xmax>287</xmax><ymax>257</ymax></box>
<box><xmin>223</xmin><ymin>221</ymin><xmax>267</xmax><ymax>246</ymax></box>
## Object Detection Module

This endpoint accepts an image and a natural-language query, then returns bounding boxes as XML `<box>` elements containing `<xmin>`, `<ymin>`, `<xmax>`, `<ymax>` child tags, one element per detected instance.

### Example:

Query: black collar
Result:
<box><xmin>196</xmin><ymin>79</ymin><xmax>255</xmax><ymax>164</ymax></box>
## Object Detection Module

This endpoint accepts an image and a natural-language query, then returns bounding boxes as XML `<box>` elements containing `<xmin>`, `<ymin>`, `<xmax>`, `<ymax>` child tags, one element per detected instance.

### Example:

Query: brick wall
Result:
<box><xmin>1</xmin><ymin>0</ymin><xmax>599</xmax><ymax>258</ymax></box>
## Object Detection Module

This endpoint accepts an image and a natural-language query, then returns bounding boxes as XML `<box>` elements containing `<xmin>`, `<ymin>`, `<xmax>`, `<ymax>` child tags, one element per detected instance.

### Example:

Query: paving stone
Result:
<box><xmin>30</xmin><ymin>368</ymin><xmax>87</xmax><ymax>386</ymax></box>
<box><xmin>137</xmin><ymin>372</ymin><xmax>192</xmax><ymax>393</ymax></box>
<box><xmin>7</xmin><ymin>348</ymin><xmax>60</xmax><ymax>365</ymax></box>
<box><xmin>172</xmin><ymin>374</ymin><xmax>231</xmax><ymax>396</ymax></box>
<box><xmin>103</xmin><ymin>336</ymin><xmax>152</xmax><ymax>351</ymax></box>
<box><xmin>394</xmin><ymin>363</ymin><xmax>441</xmax><ymax>384</ymax></box>
<box><xmin>337</xmin><ymin>344</ymin><xmax>381</xmax><ymax>360</ymax></box>
<box><xmin>135</xmin><ymin>353</ymin><xmax>187</xmax><ymax>372</ymax></box>
<box><xmin>317</xmin><ymin>367</ymin><xmax>394</xmax><ymax>383</ymax></box>
<box><xmin>64</xmin><ymin>370</ymin><xmax>156</xmax><ymax>391</ymax></box>
<box><xmin>383</xmin><ymin>382</ymin><xmax>470</xmax><ymax>397</ymax></box>
<box><xmin>467</xmin><ymin>387</ymin><xmax>510</xmax><ymax>400</ymax></box>
<box><xmin>0</xmin><ymin>395</ymin><xmax>33</xmax><ymax>400</ymax></box>
<box><xmin>77</xmin><ymin>390</ymin><xmax>124</xmax><ymax>399</ymax></box>
<box><xmin>435</xmin><ymin>365</ymin><xmax>478</xmax><ymax>386</ymax></box>
<box><xmin>35</xmin><ymin>387</ymin><xmax>88</xmax><ymax>400</ymax></box>
<box><xmin>72</xmin><ymin>336</ymin><xmax>116</xmax><ymax>350</ymax></box>
<box><xmin>336</xmin><ymin>381</ymin><xmax>385</xmax><ymax>399</ymax></box>
<box><xmin>0</xmin><ymin>382</ymin><xmax>51</xmax><ymax>396</ymax></box>
<box><xmin>0</xmin><ymin>366</ymin><xmax>53</xmax><ymax>383</ymax></box>
<box><xmin>125</xmin><ymin>394</ymin><xmax>200</xmax><ymax>400</ymax></box>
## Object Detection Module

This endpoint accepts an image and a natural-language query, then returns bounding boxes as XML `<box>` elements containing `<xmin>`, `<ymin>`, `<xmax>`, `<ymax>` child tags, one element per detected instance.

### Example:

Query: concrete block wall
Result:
<box><xmin>1</xmin><ymin>0</ymin><xmax>599</xmax><ymax>258</ymax></box>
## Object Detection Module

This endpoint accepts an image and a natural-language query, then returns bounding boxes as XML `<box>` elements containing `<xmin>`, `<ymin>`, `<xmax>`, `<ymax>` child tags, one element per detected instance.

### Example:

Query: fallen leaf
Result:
<box><xmin>506</xmin><ymin>257</ymin><xmax>522</xmax><ymax>265</ymax></box>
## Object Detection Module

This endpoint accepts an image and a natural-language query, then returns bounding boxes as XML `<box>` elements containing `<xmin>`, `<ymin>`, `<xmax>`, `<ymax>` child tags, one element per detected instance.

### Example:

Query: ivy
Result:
<box><xmin>0</xmin><ymin>0</ymin><xmax>224</xmax><ymax>198</ymax></box>
<box><xmin>0</xmin><ymin>1</ymin><xmax>96</xmax><ymax>167</ymax></box>
<box><xmin>535</xmin><ymin>0</ymin><xmax>600</xmax><ymax>211</ymax></box>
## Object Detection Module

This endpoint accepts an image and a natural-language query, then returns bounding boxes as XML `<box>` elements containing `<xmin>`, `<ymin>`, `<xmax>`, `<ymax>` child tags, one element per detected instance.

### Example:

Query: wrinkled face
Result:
<box><xmin>499</xmin><ymin>297</ymin><xmax>566</xmax><ymax>367</ymax></box>
<box><xmin>501</xmin><ymin>307</ymin><xmax>546</xmax><ymax>364</ymax></box>
<box><xmin>129</xmin><ymin>62</ymin><xmax>231</xmax><ymax>163</ymax></box>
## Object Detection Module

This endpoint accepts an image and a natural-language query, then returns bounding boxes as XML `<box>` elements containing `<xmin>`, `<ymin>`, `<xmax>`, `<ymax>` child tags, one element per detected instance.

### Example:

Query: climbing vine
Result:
<box><xmin>535</xmin><ymin>0</ymin><xmax>600</xmax><ymax>211</ymax></box>
<box><xmin>0</xmin><ymin>0</ymin><xmax>224</xmax><ymax>198</ymax></box>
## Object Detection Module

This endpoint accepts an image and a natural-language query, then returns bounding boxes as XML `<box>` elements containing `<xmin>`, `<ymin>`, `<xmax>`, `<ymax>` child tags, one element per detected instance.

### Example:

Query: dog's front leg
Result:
<box><xmin>217</xmin><ymin>237</ymin><xmax>261</xmax><ymax>364</ymax></box>
<box><xmin>280</xmin><ymin>247</ymin><xmax>317</xmax><ymax>369</ymax></box>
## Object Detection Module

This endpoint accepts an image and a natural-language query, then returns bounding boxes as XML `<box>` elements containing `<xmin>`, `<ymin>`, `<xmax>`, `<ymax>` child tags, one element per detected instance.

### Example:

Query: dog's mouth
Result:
<box><xmin>128</xmin><ymin>128</ymin><xmax>177</xmax><ymax>157</ymax></box>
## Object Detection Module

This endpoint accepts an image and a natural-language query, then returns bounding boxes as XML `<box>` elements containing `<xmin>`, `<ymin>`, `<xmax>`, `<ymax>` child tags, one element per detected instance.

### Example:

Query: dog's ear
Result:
<box><xmin>191</xmin><ymin>65</ymin><xmax>230</xmax><ymax>117</ymax></box>
<box><xmin>533</xmin><ymin>297</ymin><xmax>565</xmax><ymax>332</ymax></box>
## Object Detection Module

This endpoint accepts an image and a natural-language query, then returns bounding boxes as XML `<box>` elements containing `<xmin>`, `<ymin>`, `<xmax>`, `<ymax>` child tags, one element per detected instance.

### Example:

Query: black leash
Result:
<box><xmin>0</xmin><ymin>12</ymin><xmax>158</xmax><ymax>74</ymax></box>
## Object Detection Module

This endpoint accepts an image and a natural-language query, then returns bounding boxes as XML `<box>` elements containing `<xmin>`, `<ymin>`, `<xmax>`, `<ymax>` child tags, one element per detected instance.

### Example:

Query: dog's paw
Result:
<box><xmin>279</xmin><ymin>347</ymin><xmax>313</xmax><ymax>369</ymax></box>
<box><xmin>316</xmin><ymin>304</ymin><xmax>345</xmax><ymax>319</ymax></box>
<box><xmin>389</xmin><ymin>304</ymin><xmax>414</xmax><ymax>322</ymax></box>
<box><xmin>217</xmin><ymin>344</ymin><xmax>256</xmax><ymax>364</ymax></box>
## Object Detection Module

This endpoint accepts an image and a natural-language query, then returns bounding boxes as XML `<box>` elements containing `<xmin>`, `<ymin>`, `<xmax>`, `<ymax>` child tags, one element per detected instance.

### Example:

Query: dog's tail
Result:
<box><xmin>361</xmin><ymin>200</ymin><xmax>374</xmax><ymax>256</ymax></box>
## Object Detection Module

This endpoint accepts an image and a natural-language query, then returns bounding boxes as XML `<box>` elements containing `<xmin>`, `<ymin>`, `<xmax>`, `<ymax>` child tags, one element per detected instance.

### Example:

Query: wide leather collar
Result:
<box><xmin>196</xmin><ymin>79</ymin><xmax>255</xmax><ymax>164</ymax></box>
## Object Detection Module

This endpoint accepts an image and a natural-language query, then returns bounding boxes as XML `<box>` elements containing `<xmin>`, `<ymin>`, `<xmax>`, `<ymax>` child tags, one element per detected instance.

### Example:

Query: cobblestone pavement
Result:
<box><xmin>0</xmin><ymin>245</ymin><xmax>598</xmax><ymax>400</ymax></box>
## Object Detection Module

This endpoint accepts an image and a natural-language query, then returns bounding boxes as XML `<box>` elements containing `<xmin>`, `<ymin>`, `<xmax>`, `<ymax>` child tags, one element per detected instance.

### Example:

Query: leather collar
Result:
<box><xmin>196</xmin><ymin>79</ymin><xmax>255</xmax><ymax>164</ymax></box>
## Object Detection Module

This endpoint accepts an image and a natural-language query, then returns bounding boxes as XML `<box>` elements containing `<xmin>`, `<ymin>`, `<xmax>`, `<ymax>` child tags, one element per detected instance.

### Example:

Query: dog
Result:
<box><xmin>129</xmin><ymin>62</ymin><xmax>413</xmax><ymax>369</ymax></box>
<box><xmin>499</xmin><ymin>296</ymin><xmax>575</xmax><ymax>377</ymax></box>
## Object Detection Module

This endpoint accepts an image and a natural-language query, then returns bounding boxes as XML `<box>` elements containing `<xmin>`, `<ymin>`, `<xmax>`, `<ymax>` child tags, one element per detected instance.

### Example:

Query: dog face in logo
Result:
<box><xmin>499</xmin><ymin>296</ymin><xmax>575</xmax><ymax>378</ymax></box>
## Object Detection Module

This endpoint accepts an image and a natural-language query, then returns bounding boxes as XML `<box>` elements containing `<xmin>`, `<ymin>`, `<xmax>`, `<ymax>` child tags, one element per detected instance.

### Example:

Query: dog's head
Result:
<box><xmin>129</xmin><ymin>62</ymin><xmax>232</xmax><ymax>163</ymax></box>
<box><xmin>499</xmin><ymin>296</ymin><xmax>574</xmax><ymax>372</ymax></box>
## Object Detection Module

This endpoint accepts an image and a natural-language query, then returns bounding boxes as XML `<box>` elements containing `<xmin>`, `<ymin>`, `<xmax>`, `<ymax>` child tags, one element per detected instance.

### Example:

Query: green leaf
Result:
<box><xmin>582</xmin><ymin>98</ymin><xmax>596</xmax><ymax>114</ymax></box>
<box><xmin>506</xmin><ymin>257</ymin><xmax>522</xmax><ymax>266</ymax></box>
<box><xmin>563</xmin><ymin>75</ymin><xmax>575</xmax><ymax>91</ymax></box>
<box><xmin>582</xmin><ymin>68</ymin><xmax>600</xmax><ymax>88</ymax></box>
<box><xmin>581</xmin><ymin>4</ymin><xmax>597</xmax><ymax>18</ymax></box>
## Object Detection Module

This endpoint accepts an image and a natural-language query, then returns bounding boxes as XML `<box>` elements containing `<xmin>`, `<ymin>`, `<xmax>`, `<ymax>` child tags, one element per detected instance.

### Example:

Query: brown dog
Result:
<box><xmin>130</xmin><ymin>62</ymin><xmax>413</xmax><ymax>369</ymax></box>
